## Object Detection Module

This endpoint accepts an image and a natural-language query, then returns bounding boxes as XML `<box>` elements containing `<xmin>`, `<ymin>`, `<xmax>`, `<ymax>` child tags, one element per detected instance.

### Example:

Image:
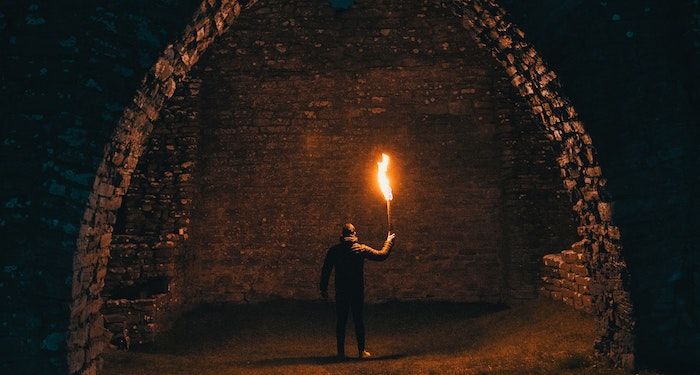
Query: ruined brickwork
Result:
<box><xmin>101</xmin><ymin>291</ymin><xmax>171</xmax><ymax>349</ymax></box>
<box><xmin>446</xmin><ymin>0</ymin><xmax>635</xmax><ymax>367</ymax></box>
<box><xmin>5</xmin><ymin>0</ymin><xmax>697</xmax><ymax>373</ymax></box>
<box><xmin>67</xmin><ymin>2</ymin><xmax>254</xmax><ymax>374</ymax></box>
<box><xmin>541</xmin><ymin>240</ymin><xmax>593</xmax><ymax>314</ymax></box>
<box><xmin>102</xmin><ymin>236</ymin><xmax>182</xmax><ymax>349</ymax></box>
<box><xmin>2</xmin><ymin>1</ymin><xmax>220</xmax><ymax>373</ymax></box>
<box><xmin>494</xmin><ymin>76</ymin><xmax>579</xmax><ymax>302</ymax></box>
<box><xmin>499</xmin><ymin>0</ymin><xmax>700</xmax><ymax>369</ymax></box>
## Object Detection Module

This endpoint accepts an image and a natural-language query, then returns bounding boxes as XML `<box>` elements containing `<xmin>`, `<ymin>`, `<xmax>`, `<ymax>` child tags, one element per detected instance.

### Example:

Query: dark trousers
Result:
<box><xmin>335</xmin><ymin>289</ymin><xmax>365</xmax><ymax>355</ymax></box>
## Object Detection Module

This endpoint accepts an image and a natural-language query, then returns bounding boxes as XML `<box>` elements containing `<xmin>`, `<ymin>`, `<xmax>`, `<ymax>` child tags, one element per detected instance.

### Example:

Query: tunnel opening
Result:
<box><xmin>69</xmin><ymin>0</ymin><xmax>634</xmax><ymax>374</ymax></box>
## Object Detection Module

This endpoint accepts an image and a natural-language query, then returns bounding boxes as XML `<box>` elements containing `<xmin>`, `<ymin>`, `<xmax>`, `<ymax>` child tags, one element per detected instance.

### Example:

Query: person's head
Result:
<box><xmin>342</xmin><ymin>223</ymin><xmax>356</xmax><ymax>237</ymax></box>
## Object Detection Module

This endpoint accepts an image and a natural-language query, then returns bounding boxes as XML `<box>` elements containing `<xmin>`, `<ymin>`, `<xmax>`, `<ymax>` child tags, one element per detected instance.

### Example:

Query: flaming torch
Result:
<box><xmin>377</xmin><ymin>153</ymin><xmax>393</xmax><ymax>232</ymax></box>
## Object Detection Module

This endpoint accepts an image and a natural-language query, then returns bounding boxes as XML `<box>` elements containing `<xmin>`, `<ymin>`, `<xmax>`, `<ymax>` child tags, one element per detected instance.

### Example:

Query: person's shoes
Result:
<box><xmin>336</xmin><ymin>353</ymin><xmax>347</xmax><ymax>361</ymax></box>
<box><xmin>359</xmin><ymin>350</ymin><xmax>372</xmax><ymax>359</ymax></box>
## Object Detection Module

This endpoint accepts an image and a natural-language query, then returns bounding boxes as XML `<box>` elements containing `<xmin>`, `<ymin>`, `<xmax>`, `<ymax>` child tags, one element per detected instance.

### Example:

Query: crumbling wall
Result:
<box><xmin>541</xmin><ymin>240</ymin><xmax>593</xmax><ymax>314</ymax></box>
<box><xmin>498</xmin><ymin>0</ymin><xmax>700</xmax><ymax>370</ymax></box>
<box><xmin>16</xmin><ymin>0</ymin><xmax>700</xmax><ymax>372</ymax></box>
<box><xmin>67</xmin><ymin>2</ymin><xmax>254</xmax><ymax>374</ymax></box>
<box><xmin>446</xmin><ymin>0</ymin><xmax>635</xmax><ymax>367</ymax></box>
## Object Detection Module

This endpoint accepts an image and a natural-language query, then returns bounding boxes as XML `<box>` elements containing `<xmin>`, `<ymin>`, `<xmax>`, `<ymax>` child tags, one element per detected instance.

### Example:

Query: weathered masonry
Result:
<box><xmin>99</xmin><ymin>0</ymin><xmax>579</xmax><ymax>350</ymax></box>
<box><xmin>4</xmin><ymin>0</ymin><xmax>698</xmax><ymax>374</ymax></box>
<box><xmin>71</xmin><ymin>0</ymin><xmax>632</xmax><ymax>371</ymax></box>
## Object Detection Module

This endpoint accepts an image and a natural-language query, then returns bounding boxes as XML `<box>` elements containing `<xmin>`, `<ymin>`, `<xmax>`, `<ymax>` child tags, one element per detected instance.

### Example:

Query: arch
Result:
<box><xmin>444</xmin><ymin>0</ymin><xmax>634</xmax><ymax>366</ymax></box>
<box><xmin>66</xmin><ymin>1</ymin><xmax>256</xmax><ymax>373</ymax></box>
<box><xmin>68</xmin><ymin>0</ymin><xmax>634</xmax><ymax>373</ymax></box>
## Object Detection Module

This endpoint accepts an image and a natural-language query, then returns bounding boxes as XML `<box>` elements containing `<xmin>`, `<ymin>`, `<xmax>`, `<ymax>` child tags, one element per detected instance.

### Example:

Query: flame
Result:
<box><xmin>377</xmin><ymin>153</ymin><xmax>393</xmax><ymax>201</ymax></box>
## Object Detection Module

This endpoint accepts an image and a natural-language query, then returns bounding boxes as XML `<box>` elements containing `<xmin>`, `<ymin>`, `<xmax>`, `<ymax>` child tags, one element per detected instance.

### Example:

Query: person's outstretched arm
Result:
<box><xmin>361</xmin><ymin>232</ymin><xmax>396</xmax><ymax>261</ymax></box>
<box><xmin>320</xmin><ymin>247</ymin><xmax>335</xmax><ymax>298</ymax></box>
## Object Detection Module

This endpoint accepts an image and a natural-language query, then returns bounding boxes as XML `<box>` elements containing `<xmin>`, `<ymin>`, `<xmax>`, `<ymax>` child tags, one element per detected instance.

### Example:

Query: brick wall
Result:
<box><xmin>66</xmin><ymin>2</ymin><xmax>253</xmax><ymax>374</ymax></box>
<box><xmin>6</xmin><ymin>0</ymin><xmax>696</xmax><ymax>372</ymax></box>
<box><xmin>102</xmin><ymin>293</ymin><xmax>171</xmax><ymax>349</ymax></box>
<box><xmin>162</xmin><ymin>0</ymin><xmax>577</xmax><ymax>306</ymax></box>
<box><xmin>541</xmin><ymin>240</ymin><xmax>593</xmax><ymax>314</ymax></box>
<box><xmin>495</xmin><ymin>75</ymin><xmax>580</xmax><ymax>301</ymax></box>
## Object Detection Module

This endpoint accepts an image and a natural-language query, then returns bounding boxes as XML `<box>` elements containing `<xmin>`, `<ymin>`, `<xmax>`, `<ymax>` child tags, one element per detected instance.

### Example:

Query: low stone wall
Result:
<box><xmin>102</xmin><ymin>234</ymin><xmax>185</xmax><ymax>348</ymax></box>
<box><xmin>102</xmin><ymin>294</ymin><xmax>171</xmax><ymax>349</ymax></box>
<box><xmin>540</xmin><ymin>240</ymin><xmax>592</xmax><ymax>313</ymax></box>
<box><xmin>105</xmin><ymin>235</ymin><xmax>179</xmax><ymax>291</ymax></box>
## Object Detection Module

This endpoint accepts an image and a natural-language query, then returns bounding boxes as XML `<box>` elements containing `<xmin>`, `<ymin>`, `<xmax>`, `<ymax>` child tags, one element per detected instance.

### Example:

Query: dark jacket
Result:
<box><xmin>320</xmin><ymin>235</ymin><xmax>394</xmax><ymax>294</ymax></box>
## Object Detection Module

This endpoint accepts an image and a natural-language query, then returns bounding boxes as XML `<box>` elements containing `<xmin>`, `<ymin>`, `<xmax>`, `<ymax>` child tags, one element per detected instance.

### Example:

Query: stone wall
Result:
<box><xmin>102</xmin><ymin>293</ymin><xmax>171</xmax><ymax>349</ymax></box>
<box><xmin>172</xmin><ymin>0</ymin><xmax>576</xmax><ymax>306</ymax></box>
<box><xmin>101</xmin><ymin>79</ymin><xmax>202</xmax><ymax>348</ymax></box>
<box><xmin>541</xmin><ymin>241</ymin><xmax>593</xmax><ymax>314</ymax></box>
<box><xmin>102</xmin><ymin>235</ymin><xmax>180</xmax><ymax>348</ymax></box>
<box><xmin>495</xmin><ymin>76</ymin><xmax>579</xmax><ymax>301</ymax></box>
<box><xmin>112</xmin><ymin>79</ymin><xmax>202</xmax><ymax>239</ymax></box>
<box><xmin>104</xmin><ymin>236</ymin><xmax>175</xmax><ymax>298</ymax></box>
<box><xmin>5</xmin><ymin>0</ymin><xmax>696</xmax><ymax>372</ymax></box>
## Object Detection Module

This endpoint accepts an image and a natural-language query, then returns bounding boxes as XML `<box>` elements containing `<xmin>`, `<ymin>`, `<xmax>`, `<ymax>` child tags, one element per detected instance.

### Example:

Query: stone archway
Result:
<box><xmin>66</xmin><ymin>2</ymin><xmax>257</xmax><ymax>373</ymax></box>
<box><xmin>444</xmin><ymin>0</ymin><xmax>634</xmax><ymax>366</ymax></box>
<box><xmin>68</xmin><ymin>0</ymin><xmax>634</xmax><ymax>373</ymax></box>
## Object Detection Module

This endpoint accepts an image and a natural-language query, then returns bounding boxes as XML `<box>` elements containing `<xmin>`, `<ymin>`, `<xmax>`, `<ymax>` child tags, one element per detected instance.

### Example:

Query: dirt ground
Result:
<box><xmin>103</xmin><ymin>298</ymin><xmax>659</xmax><ymax>375</ymax></box>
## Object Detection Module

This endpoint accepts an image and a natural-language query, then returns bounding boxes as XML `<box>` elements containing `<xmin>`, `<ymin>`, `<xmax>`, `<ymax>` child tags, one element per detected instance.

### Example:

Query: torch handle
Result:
<box><xmin>386</xmin><ymin>200</ymin><xmax>392</xmax><ymax>233</ymax></box>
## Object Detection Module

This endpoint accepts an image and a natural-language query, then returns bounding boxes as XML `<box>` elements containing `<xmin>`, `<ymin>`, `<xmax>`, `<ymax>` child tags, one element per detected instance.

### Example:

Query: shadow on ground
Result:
<box><xmin>238</xmin><ymin>353</ymin><xmax>407</xmax><ymax>367</ymax></box>
<box><xmin>140</xmin><ymin>299</ymin><xmax>506</xmax><ymax>356</ymax></box>
<box><xmin>103</xmin><ymin>298</ymin><xmax>659</xmax><ymax>375</ymax></box>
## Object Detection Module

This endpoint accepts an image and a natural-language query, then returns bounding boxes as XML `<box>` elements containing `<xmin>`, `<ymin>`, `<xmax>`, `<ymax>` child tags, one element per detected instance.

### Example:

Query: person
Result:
<box><xmin>320</xmin><ymin>223</ymin><xmax>396</xmax><ymax>359</ymax></box>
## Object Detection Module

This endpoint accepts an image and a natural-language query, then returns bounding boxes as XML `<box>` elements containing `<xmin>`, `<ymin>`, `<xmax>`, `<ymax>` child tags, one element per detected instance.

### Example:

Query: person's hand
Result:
<box><xmin>387</xmin><ymin>232</ymin><xmax>396</xmax><ymax>242</ymax></box>
<box><xmin>321</xmin><ymin>290</ymin><xmax>329</xmax><ymax>300</ymax></box>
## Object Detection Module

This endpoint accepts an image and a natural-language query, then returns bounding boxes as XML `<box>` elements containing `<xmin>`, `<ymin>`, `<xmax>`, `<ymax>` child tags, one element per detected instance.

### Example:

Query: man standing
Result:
<box><xmin>320</xmin><ymin>223</ymin><xmax>396</xmax><ymax>359</ymax></box>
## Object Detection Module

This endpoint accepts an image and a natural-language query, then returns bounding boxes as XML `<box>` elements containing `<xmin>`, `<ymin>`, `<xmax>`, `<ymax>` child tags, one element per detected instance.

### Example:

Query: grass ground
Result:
<box><xmin>103</xmin><ymin>298</ymin><xmax>660</xmax><ymax>375</ymax></box>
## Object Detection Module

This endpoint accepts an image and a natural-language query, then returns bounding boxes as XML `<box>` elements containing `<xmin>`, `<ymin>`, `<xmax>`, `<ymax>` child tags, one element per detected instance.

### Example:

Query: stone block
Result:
<box><xmin>571</xmin><ymin>239</ymin><xmax>589</xmax><ymax>253</ymax></box>
<box><xmin>561</xmin><ymin>250</ymin><xmax>579</xmax><ymax>264</ymax></box>
<box><xmin>551</xmin><ymin>291</ymin><xmax>563</xmax><ymax>301</ymax></box>
<box><xmin>575</xmin><ymin>275</ymin><xmax>591</xmax><ymax>286</ymax></box>
<box><xmin>559</xmin><ymin>268</ymin><xmax>568</xmax><ymax>279</ymax></box>
<box><xmin>598</xmin><ymin>202</ymin><xmax>612</xmax><ymax>221</ymax></box>
<box><xmin>571</xmin><ymin>264</ymin><xmax>588</xmax><ymax>276</ymax></box>
<box><xmin>582</xmin><ymin>295</ymin><xmax>593</xmax><ymax>307</ymax></box>
<box><xmin>543</xmin><ymin>254</ymin><xmax>563</xmax><ymax>267</ymax></box>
